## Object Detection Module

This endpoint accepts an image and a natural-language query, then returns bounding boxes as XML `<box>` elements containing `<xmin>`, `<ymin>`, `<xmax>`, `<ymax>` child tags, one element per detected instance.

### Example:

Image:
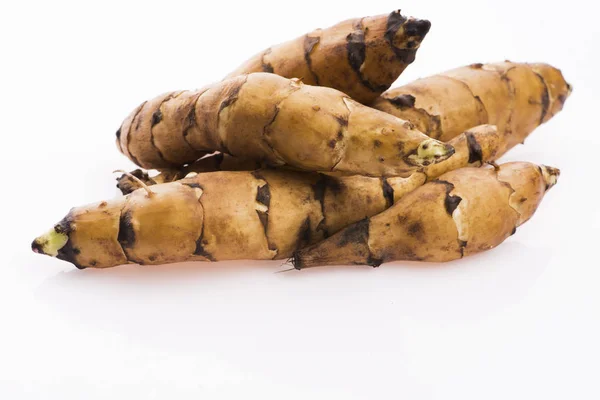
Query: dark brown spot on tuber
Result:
<box><xmin>194</xmin><ymin>240</ymin><xmax>215</xmax><ymax>261</ymax></box>
<box><xmin>388</xmin><ymin>94</ymin><xmax>416</xmax><ymax>109</ymax></box>
<box><xmin>382</xmin><ymin>178</ymin><xmax>394</xmax><ymax>207</ymax></box>
<box><xmin>533</xmin><ymin>72</ymin><xmax>550</xmax><ymax>124</ymax></box>
<box><xmin>407</xmin><ymin>221</ymin><xmax>423</xmax><ymax>238</ymax></box>
<box><xmin>466</xmin><ymin>132</ymin><xmax>483</xmax><ymax>164</ymax></box>
<box><xmin>151</xmin><ymin>109</ymin><xmax>163</xmax><ymax>126</ymax></box>
<box><xmin>117</xmin><ymin>210</ymin><xmax>136</xmax><ymax>249</ymax></box>
<box><xmin>303</xmin><ymin>36</ymin><xmax>321</xmax><ymax>85</ymax></box>
<box><xmin>338</xmin><ymin>218</ymin><xmax>369</xmax><ymax>247</ymax></box>
<box><xmin>296</xmin><ymin>217</ymin><xmax>312</xmax><ymax>250</ymax></box>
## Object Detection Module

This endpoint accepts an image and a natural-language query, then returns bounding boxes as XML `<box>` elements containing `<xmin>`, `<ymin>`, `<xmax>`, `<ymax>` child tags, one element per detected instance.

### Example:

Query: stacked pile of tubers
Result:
<box><xmin>32</xmin><ymin>10</ymin><xmax>569</xmax><ymax>270</ymax></box>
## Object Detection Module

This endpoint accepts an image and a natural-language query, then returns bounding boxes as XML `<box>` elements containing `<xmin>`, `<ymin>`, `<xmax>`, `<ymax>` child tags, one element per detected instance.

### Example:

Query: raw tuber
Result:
<box><xmin>116</xmin><ymin>73</ymin><xmax>454</xmax><ymax>176</ymax></box>
<box><xmin>292</xmin><ymin>162</ymin><xmax>559</xmax><ymax>269</ymax></box>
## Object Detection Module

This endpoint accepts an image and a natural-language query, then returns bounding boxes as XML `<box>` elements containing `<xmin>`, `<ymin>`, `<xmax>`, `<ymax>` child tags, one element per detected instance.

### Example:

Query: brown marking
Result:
<box><xmin>533</xmin><ymin>71</ymin><xmax>550</xmax><ymax>125</ymax></box>
<box><xmin>255</xmin><ymin>184</ymin><xmax>271</xmax><ymax>207</ymax></box>
<box><xmin>296</xmin><ymin>217</ymin><xmax>312</xmax><ymax>250</ymax></box>
<box><xmin>388</xmin><ymin>94</ymin><xmax>415</xmax><ymax>109</ymax></box>
<box><xmin>459</xmin><ymin>240</ymin><xmax>467</xmax><ymax>258</ymax></box>
<box><xmin>149</xmin><ymin>94</ymin><xmax>179</xmax><ymax>167</ymax></box>
<box><xmin>557</xmin><ymin>94</ymin><xmax>567</xmax><ymax>107</ymax></box>
<box><xmin>151</xmin><ymin>109</ymin><xmax>162</xmax><ymax>126</ymax></box>
<box><xmin>407</xmin><ymin>221</ymin><xmax>424</xmax><ymax>239</ymax></box>
<box><xmin>374</xmin><ymin>139</ymin><xmax>382</xmax><ymax>148</ymax></box>
<box><xmin>432</xmin><ymin>180</ymin><xmax>462</xmax><ymax>216</ymax></box>
<box><xmin>385</xmin><ymin>11</ymin><xmax>429</xmax><ymax>64</ymax></box>
<box><xmin>194</xmin><ymin>240</ymin><xmax>215</xmax><ymax>261</ymax></box>
<box><xmin>382</xmin><ymin>178</ymin><xmax>394</xmax><ymax>208</ymax></box>
<box><xmin>312</xmin><ymin>175</ymin><xmax>344</xmax><ymax>237</ymax></box>
<box><xmin>218</xmin><ymin>78</ymin><xmax>246</xmax><ymax>113</ymax></box>
<box><xmin>335</xmin><ymin>218</ymin><xmax>382</xmax><ymax>267</ymax></box>
<box><xmin>466</xmin><ymin>131</ymin><xmax>483</xmax><ymax>164</ymax></box>
<box><xmin>54</xmin><ymin>213</ymin><xmax>85</xmax><ymax>269</ymax></box>
<box><xmin>182</xmin><ymin>182</ymin><xmax>203</xmax><ymax>190</ymax></box>
<box><xmin>338</xmin><ymin>218</ymin><xmax>369</xmax><ymax>246</ymax></box>
<box><xmin>194</xmin><ymin>200</ymin><xmax>215</xmax><ymax>261</ymax></box>
<box><xmin>252</xmin><ymin>172</ymin><xmax>277</xmax><ymax>252</ymax></box>
<box><xmin>347</xmin><ymin>18</ymin><xmax>387</xmax><ymax>93</ymax></box>
<box><xmin>335</xmin><ymin>115</ymin><xmax>349</xmax><ymax>127</ymax></box>
<box><xmin>117</xmin><ymin>210</ymin><xmax>136</xmax><ymax>250</ymax></box>
<box><xmin>303</xmin><ymin>35</ymin><xmax>321</xmax><ymax>85</ymax></box>
<box><xmin>261</xmin><ymin>48</ymin><xmax>274</xmax><ymax>73</ymax></box>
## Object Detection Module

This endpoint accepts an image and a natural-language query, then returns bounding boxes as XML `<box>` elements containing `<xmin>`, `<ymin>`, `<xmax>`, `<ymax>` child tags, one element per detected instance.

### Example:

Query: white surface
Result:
<box><xmin>1</xmin><ymin>1</ymin><xmax>598</xmax><ymax>398</ymax></box>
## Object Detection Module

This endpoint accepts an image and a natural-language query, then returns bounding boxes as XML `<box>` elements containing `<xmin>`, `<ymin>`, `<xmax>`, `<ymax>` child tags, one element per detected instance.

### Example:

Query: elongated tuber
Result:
<box><xmin>116</xmin><ymin>125</ymin><xmax>500</xmax><ymax>195</ymax></box>
<box><xmin>292</xmin><ymin>162</ymin><xmax>559</xmax><ymax>269</ymax></box>
<box><xmin>116</xmin><ymin>73</ymin><xmax>454</xmax><ymax>176</ymax></box>
<box><xmin>372</xmin><ymin>61</ymin><xmax>571</xmax><ymax>154</ymax></box>
<box><xmin>227</xmin><ymin>10</ymin><xmax>430</xmax><ymax>104</ymax></box>
<box><xmin>33</xmin><ymin>126</ymin><xmax>501</xmax><ymax>269</ymax></box>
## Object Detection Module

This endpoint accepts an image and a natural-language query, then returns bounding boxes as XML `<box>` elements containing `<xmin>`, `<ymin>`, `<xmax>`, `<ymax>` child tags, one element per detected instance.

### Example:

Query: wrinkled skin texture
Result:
<box><xmin>292</xmin><ymin>162</ymin><xmax>559</xmax><ymax>269</ymax></box>
<box><xmin>117</xmin><ymin>125</ymin><xmax>499</xmax><ymax>195</ymax></box>
<box><xmin>31</xmin><ymin>171</ymin><xmax>420</xmax><ymax>268</ymax></box>
<box><xmin>117</xmin><ymin>73</ymin><xmax>453</xmax><ymax>176</ymax></box>
<box><xmin>226</xmin><ymin>10</ymin><xmax>430</xmax><ymax>105</ymax></box>
<box><xmin>33</xmin><ymin>127</ymin><xmax>502</xmax><ymax>269</ymax></box>
<box><xmin>372</xmin><ymin>62</ymin><xmax>571</xmax><ymax>155</ymax></box>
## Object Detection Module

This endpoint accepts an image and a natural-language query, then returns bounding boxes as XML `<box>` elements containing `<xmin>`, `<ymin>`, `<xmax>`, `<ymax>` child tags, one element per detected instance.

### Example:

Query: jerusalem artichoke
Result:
<box><xmin>227</xmin><ymin>10</ymin><xmax>430</xmax><ymax>104</ymax></box>
<box><xmin>116</xmin><ymin>125</ymin><xmax>500</xmax><ymax>195</ymax></box>
<box><xmin>292</xmin><ymin>162</ymin><xmax>559</xmax><ymax>269</ymax></box>
<box><xmin>33</xmin><ymin>126</ymin><xmax>500</xmax><ymax>269</ymax></box>
<box><xmin>372</xmin><ymin>61</ymin><xmax>571</xmax><ymax>154</ymax></box>
<box><xmin>116</xmin><ymin>73</ymin><xmax>454</xmax><ymax>176</ymax></box>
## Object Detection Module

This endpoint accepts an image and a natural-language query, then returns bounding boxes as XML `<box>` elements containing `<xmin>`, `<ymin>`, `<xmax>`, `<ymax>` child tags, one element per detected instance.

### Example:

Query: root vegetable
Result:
<box><xmin>117</xmin><ymin>124</ymin><xmax>499</xmax><ymax>195</ymax></box>
<box><xmin>116</xmin><ymin>73</ymin><xmax>454</xmax><ymax>176</ymax></box>
<box><xmin>292</xmin><ymin>162</ymin><xmax>559</xmax><ymax>269</ymax></box>
<box><xmin>372</xmin><ymin>62</ymin><xmax>571</xmax><ymax>154</ymax></box>
<box><xmin>32</xmin><ymin>126</ymin><xmax>499</xmax><ymax>269</ymax></box>
<box><xmin>227</xmin><ymin>10</ymin><xmax>430</xmax><ymax>104</ymax></box>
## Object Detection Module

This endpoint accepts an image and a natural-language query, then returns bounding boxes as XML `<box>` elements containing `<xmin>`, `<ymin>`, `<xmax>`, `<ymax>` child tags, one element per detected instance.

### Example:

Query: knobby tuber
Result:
<box><xmin>32</xmin><ymin>126</ymin><xmax>500</xmax><ymax>269</ymax></box>
<box><xmin>227</xmin><ymin>10</ymin><xmax>431</xmax><ymax>104</ymax></box>
<box><xmin>116</xmin><ymin>125</ymin><xmax>499</xmax><ymax>195</ymax></box>
<box><xmin>116</xmin><ymin>73</ymin><xmax>454</xmax><ymax>176</ymax></box>
<box><xmin>372</xmin><ymin>61</ymin><xmax>571</xmax><ymax>154</ymax></box>
<box><xmin>292</xmin><ymin>162</ymin><xmax>559</xmax><ymax>269</ymax></box>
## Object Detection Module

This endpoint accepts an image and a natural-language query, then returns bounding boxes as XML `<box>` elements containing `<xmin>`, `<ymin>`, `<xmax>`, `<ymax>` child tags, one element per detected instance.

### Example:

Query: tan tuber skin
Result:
<box><xmin>227</xmin><ymin>10</ymin><xmax>431</xmax><ymax>105</ymax></box>
<box><xmin>117</xmin><ymin>61</ymin><xmax>569</xmax><ymax>188</ymax></box>
<box><xmin>116</xmin><ymin>73</ymin><xmax>454</xmax><ymax>176</ymax></box>
<box><xmin>116</xmin><ymin>124</ymin><xmax>500</xmax><ymax>195</ymax></box>
<box><xmin>372</xmin><ymin>61</ymin><xmax>571</xmax><ymax>154</ymax></box>
<box><xmin>292</xmin><ymin>162</ymin><xmax>560</xmax><ymax>269</ymax></box>
<box><xmin>33</xmin><ymin>126</ymin><xmax>500</xmax><ymax>269</ymax></box>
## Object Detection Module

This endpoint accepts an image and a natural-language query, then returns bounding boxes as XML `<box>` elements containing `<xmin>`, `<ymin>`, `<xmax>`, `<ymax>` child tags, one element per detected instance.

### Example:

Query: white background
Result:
<box><xmin>1</xmin><ymin>0</ymin><xmax>598</xmax><ymax>398</ymax></box>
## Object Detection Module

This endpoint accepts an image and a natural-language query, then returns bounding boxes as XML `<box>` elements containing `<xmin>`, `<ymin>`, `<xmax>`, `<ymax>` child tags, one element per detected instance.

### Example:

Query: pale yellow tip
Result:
<box><xmin>31</xmin><ymin>228</ymin><xmax>68</xmax><ymax>257</ymax></box>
